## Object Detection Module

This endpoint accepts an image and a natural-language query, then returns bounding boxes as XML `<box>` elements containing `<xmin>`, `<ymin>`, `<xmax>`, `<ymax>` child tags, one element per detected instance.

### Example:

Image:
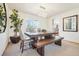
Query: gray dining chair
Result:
<box><xmin>19</xmin><ymin>29</ymin><xmax>33</xmax><ymax>53</ymax></box>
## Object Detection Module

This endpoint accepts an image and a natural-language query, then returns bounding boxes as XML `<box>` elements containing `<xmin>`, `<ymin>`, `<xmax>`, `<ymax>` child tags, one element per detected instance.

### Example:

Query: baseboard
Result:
<box><xmin>2</xmin><ymin>42</ymin><xmax>9</xmax><ymax>56</ymax></box>
<box><xmin>63</xmin><ymin>40</ymin><xmax>79</xmax><ymax>44</ymax></box>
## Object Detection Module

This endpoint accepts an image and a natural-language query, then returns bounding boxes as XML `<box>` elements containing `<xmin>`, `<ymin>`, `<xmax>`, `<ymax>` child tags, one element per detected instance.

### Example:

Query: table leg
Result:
<box><xmin>37</xmin><ymin>47</ymin><xmax>44</xmax><ymax>56</ymax></box>
<box><xmin>55</xmin><ymin>39</ymin><xmax>62</xmax><ymax>46</ymax></box>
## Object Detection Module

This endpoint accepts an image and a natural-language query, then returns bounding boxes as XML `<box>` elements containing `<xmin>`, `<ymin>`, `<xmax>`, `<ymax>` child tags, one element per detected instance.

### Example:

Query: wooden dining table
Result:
<box><xmin>25</xmin><ymin>32</ymin><xmax>58</xmax><ymax>40</ymax></box>
<box><xmin>24</xmin><ymin>32</ymin><xmax>61</xmax><ymax>56</ymax></box>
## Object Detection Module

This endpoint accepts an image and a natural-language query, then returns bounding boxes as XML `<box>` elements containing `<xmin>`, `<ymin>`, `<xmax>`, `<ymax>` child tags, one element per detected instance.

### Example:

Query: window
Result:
<box><xmin>26</xmin><ymin>19</ymin><xmax>40</xmax><ymax>32</ymax></box>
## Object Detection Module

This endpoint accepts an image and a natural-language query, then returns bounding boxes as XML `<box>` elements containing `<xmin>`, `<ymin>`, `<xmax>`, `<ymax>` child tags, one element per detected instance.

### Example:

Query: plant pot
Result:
<box><xmin>10</xmin><ymin>36</ymin><xmax>21</xmax><ymax>44</ymax></box>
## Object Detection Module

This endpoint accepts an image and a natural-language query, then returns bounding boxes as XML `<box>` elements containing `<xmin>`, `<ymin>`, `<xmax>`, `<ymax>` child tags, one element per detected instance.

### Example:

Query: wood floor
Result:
<box><xmin>3</xmin><ymin>40</ymin><xmax>79</xmax><ymax>56</ymax></box>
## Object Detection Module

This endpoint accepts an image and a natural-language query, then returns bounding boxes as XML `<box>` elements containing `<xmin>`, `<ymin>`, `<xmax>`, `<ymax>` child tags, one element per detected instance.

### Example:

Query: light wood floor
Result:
<box><xmin>3</xmin><ymin>40</ymin><xmax>79</xmax><ymax>56</ymax></box>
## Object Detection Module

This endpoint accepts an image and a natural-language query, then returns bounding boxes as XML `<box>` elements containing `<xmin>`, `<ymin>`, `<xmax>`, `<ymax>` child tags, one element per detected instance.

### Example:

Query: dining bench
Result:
<box><xmin>34</xmin><ymin>36</ymin><xmax>64</xmax><ymax>56</ymax></box>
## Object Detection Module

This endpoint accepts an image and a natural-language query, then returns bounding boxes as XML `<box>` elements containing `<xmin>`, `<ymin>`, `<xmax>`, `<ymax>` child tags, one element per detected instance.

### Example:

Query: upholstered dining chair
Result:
<box><xmin>19</xmin><ymin>29</ymin><xmax>33</xmax><ymax>53</ymax></box>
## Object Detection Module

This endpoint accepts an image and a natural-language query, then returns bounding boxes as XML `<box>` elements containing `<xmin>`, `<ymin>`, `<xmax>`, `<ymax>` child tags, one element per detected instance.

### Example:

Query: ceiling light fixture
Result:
<box><xmin>40</xmin><ymin>5</ymin><xmax>46</xmax><ymax>10</ymax></box>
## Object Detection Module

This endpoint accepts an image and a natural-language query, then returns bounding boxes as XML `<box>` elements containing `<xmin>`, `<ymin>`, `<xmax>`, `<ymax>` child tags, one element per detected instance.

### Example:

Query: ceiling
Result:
<box><xmin>7</xmin><ymin>3</ymin><xmax>79</xmax><ymax>18</ymax></box>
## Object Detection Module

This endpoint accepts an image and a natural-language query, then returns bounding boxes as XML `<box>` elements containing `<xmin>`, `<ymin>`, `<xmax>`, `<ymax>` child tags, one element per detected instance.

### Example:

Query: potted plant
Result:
<box><xmin>9</xmin><ymin>9</ymin><xmax>23</xmax><ymax>43</ymax></box>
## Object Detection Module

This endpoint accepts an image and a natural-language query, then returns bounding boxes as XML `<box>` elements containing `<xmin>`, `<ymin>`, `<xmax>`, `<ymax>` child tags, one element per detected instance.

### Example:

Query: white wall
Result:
<box><xmin>19</xmin><ymin>12</ymin><xmax>48</xmax><ymax>30</ymax></box>
<box><xmin>48</xmin><ymin>8</ymin><xmax>79</xmax><ymax>43</ymax></box>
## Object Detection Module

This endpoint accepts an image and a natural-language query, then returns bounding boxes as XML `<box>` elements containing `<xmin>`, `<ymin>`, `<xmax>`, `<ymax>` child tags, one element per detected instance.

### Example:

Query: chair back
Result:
<box><xmin>19</xmin><ymin>27</ymin><xmax>31</xmax><ymax>40</ymax></box>
<box><xmin>24</xmin><ymin>33</ymin><xmax>31</xmax><ymax>38</ymax></box>
<box><xmin>19</xmin><ymin>27</ymin><xmax>24</xmax><ymax>40</ymax></box>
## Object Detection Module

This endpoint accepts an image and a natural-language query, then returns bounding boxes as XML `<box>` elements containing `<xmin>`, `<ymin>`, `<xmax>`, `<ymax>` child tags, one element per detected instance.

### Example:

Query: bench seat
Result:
<box><xmin>35</xmin><ymin>39</ymin><xmax>54</xmax><ymax>48</ymax></box>
<box><xmin>34</xmin><ymin>36</ymin><xmax>64</xmax><ymax>48</ymax></box>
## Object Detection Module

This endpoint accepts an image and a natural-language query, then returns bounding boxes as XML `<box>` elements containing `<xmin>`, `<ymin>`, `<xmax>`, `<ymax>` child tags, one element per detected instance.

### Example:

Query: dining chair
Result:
<box><xmin>19</xmin><ymin>29</ymin><xmax>33</xmax><ymax>53</ymax></box>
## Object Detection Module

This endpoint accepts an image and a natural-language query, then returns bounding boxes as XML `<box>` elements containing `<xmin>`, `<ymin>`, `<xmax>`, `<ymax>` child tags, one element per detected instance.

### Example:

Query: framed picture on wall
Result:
<box><xmin>63</xmin><ymin>15</ymin><xmax>78</xmax><ymax>32</ymax></box>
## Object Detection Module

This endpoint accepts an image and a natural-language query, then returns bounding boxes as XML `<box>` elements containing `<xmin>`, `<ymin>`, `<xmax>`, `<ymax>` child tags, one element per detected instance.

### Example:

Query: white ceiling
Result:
<box><xmin>7</xmin><ymin>3</ymin><xmax>79</xmax><ymax>18</ymax></box>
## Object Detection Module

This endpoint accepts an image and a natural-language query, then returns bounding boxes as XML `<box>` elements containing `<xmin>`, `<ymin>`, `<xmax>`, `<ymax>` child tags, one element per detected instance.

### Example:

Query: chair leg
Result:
<box><xmin>29</xmin><ymin>41</ymin><xmax>33</xmax><ymax>48</ymax></box>
<box><xmin>21</xmin><ymin>48</ymin><xmax>23</xmax><ymax>53</ymax></box>
<box><xmin>21</xmin><ymin>40</ymin><xmax>24</xmax><ymax>53</ymax></box>
<box><xmin>20</xmin><ymin>41</ymin><xmax>22</xmax><ymax>49</ymax></box>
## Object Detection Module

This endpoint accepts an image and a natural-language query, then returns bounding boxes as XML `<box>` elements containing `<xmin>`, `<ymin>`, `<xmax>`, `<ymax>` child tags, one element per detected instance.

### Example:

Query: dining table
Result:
<box><xmin>24</xmin><ymin>32</ymin><xmax>62</xmax><ymax>56</ymax></box>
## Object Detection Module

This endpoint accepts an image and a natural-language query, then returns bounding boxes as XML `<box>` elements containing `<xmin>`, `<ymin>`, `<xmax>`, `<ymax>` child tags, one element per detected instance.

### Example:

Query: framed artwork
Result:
<box><xmin>63</xmin><ymin>15</ymin><xmax>78</xmax><ymax>32</ymax></box>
